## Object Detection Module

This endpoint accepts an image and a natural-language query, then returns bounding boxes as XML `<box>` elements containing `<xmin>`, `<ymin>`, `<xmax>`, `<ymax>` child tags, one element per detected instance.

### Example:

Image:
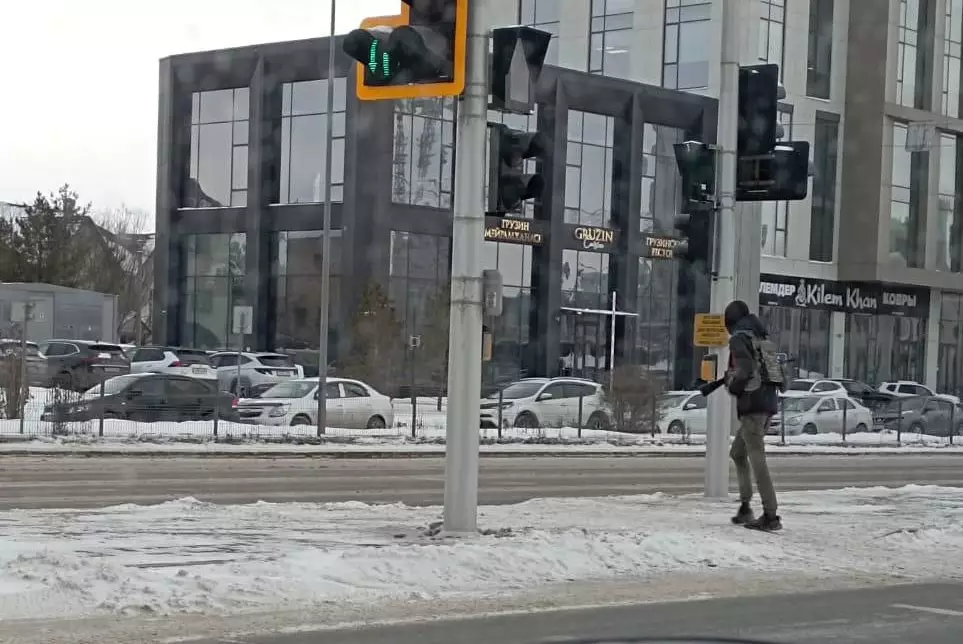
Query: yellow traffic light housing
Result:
<box><xmin>345</xmin><ymin>1</ymin><xmax>468</xmax><ymax>101</ymax></box>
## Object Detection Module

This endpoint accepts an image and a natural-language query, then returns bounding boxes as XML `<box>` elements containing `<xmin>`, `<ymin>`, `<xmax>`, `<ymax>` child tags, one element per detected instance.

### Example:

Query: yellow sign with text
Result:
<box><xmin>693</xmin><ymin>314</ymin><xmax>728</xmax><ymax>347</ymax></box>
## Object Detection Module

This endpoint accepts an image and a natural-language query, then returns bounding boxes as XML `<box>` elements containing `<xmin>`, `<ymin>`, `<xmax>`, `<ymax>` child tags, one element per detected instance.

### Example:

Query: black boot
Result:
<box><xmin>731</xmin><ymin>502</ymin><xmax>754</xmax><ymax>525</ymax></box>
<box><xmin>745</xmin><ymin>512</ymin><xmax>782</xmax><ymax>532</ymax></box>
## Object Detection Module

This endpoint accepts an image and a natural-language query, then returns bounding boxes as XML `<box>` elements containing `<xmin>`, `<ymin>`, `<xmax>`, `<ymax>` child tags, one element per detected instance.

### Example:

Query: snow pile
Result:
<box><xmin>0</xmin><ymin>486</ymin><xmax>960</xmax><ymax>620</ymax></box>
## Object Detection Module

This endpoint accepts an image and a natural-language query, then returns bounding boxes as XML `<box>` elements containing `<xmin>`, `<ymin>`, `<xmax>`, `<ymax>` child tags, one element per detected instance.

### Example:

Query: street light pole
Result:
<box><xmin>443</xmin><ymin>0</ymin><xmax>489</xmax><ymax>535</ymax></box>
<box><xmin>317</xmin><ymin>0</ymin><xmax>337</xmax><ymax>437</ymax></box>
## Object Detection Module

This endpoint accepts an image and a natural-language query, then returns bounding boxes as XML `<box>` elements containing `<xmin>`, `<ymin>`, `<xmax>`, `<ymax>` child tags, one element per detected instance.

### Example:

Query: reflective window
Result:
<box><xmin>634</xmin><ymin>257</ymin><xmax>678</xmax><ymax>379</ymax></box>
<box><xmin>896</xmin><ymin>0</ymin><xmax>933</xmax><ymax>110</ymax></box>
<box><xmin>845</xmin><ymin>313</ymin><xmax>926</xmax><ymax>384</ymax></box>
<box><xmin>640</xmin><ymin>123</ymin><xmax>684</xmax><ymax>234</ymax></box>
<box><xmin>391</xmin><ymin>98</ymin><xmax>455</xmax><ymax>208</ymax></box>
<box><xmin>937</xmin><ymin>133</ymin><xmax>962</xmax><ymax>273</ymax></box>
<box><xmin>943</xmin><ymin>0</ymin><xmax>962</xmax><ymax>117</ymax></box>
<box><xmin>519</xmin><ymin>0</ymin><xmax>560</xmax><ymax>66</ymax></box>
<box><xmin>186</xmin><ymin>88</ymin><xmax>249</xmax><ymax>207</ymax></box>
<box><xmin>179</xmin><ymin>233</ymin><xmax>246</xmax><ymax>350</ymax></box>
<box><xmin>663</xmin><ymin>0</ymin><xmax>711</xmax><ymax>90</ymax></box>
<box><xmin>809</xmin><ymin>112</ymin><xmax>839</xmax><ymax>262</ymax></box>
<box><xmin>270</xmin><ymin>230</ymin><xmax>342</xmax><ymax>362</ymax></box>
<box><xmin>566</xmin><ymin>111</ymin><xmax>614</xmax><ymax>226</ymax></box>
<box><xmin>758</xmin><ymin>305</ymin><xmax>831</xmax><ymax>379</ymax></box>
<box><xmin>938</xmin><ymin>293</ymin><xmax>963</xmax><ymax>397</ymax></box>
<box><xmin>889</xmin><ymin>122</ymin><xmax>926</xmax><ymax>268</ymax></box>
<box><xmin>278</xmin><ymin>77</ymin><xmax>347</xmax><ymax>204</ymax></box>
<box><xmin>561</xmin><ymin>249</ymin><xmax>611</xmax><ymax>381</ymax></box>
<box><xmin>761</xmin><ymin>108</ymin><xmax>792</xmax><ymax>257</ymax></box>
<box><xmin>758</xmin><ymin>0</ymin><xmax>786</xmax><ymax>75</ymax></box>
<box><xmin>590</xmin><ymin>0</ymin><xmax>634</xmax><ymax>78</ymax></box>
<box><xmin>806</xmin><ymin>0</ymin><xmax>834</xmax><ymax>99</ymax></box>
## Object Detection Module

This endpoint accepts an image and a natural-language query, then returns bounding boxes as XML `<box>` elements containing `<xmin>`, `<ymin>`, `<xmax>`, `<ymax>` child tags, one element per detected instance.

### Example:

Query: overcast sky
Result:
<box><xmin>0</xmin><ymin>0</ymin><xmax>398</xmax><ymax>222</ymax></box>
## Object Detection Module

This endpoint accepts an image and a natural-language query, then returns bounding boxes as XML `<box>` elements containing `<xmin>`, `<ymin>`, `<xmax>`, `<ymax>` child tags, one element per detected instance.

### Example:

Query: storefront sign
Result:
<box><xmin>759</xmin><ymin>274</ymin><xmax>929</xmax><ymax>317</ymax></box>
<box><xmin>641</xmin><ymin>234</ymin><xmax>684</xmax><ymax>259</ymax></box>
<box><xmin>565</xmin><ymin>224</ymin><xmax>618</xmax><ymax>252</ymax></box>
<box><xmin>484</xmin><ymin>216</ymin><xmax>545</xmax><ymax>246</ymax></box>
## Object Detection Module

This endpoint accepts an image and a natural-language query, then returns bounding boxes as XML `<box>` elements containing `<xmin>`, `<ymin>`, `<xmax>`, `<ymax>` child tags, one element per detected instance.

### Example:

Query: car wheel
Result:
<box><xmin>854</xmin><ymin>423</ymin><xmax>868</xmax><ymax>433</ymax></box>
<box><xmin>909</xmin><ymin>422</ymin><xmax>924</xmax><ymax>434</ymax></box>
<box><xmin>586</xmin><ymin>412</ymin><xmax>609</xmax><ymax>431</ymax></box>
<box><xmin>514</xmin><ymin>411</ymin><xmax>539</xmax><ymax>429</ymax></box>
<box><xmin>668</xmin><ymin>420</ymin><xmax>686</xmax><ymax>435</ymax></box>
<box><xmin>803</xmin><ymin>423</ymin><xmax>818</xmax><ymax>435</ymax></box>
<box><xmin>366</xmin><ymin>415</ymin><xmax>387</xmax><ymax>429</ymax></box>
<box><xmin>290</xmin><ymin>415</ymin><xmax>312</xmax><ymax>426</ymax></box>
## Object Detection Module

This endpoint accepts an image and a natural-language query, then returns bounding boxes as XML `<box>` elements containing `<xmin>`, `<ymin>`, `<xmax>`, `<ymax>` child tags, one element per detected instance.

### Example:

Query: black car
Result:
<box><xmin>872</xmin><ymin>395</ymin><xmax>963</xmax><ymax>437</ymax></box>
<box><xmin>41</xmin><ymin>373</ymin><xmax>239</xmax><ymax>423</ymax></box>
<box><xmin>830</xmin><ymin>378</ymin><xmax>895</xmax><ymax>412</ymax></box>
<box><xmin>39</xmin><ymin>340</ymin><xmax>130</xmax><ymax>391</ymax></box>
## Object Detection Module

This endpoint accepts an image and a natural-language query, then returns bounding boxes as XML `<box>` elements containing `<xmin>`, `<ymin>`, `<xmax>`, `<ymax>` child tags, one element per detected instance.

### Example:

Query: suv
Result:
<box><xmin>129</xmin><ymin>346</ymin><xmax>217</xmax><ymax>381</ymax></box>
<box><xmin>479</xmin><ymin>377</ymin><xmax>610</xmax><ymax>430</ymax></box>
<box><xmin>210</xmin><ymin>351</ymin><xmax>304</xmax><ymax>396</ymax></box>
<box><xmin>877</xmin><ymin>381</ymin><xmax>961</xmax><ymax>404</ymax></box>
<box><xmin>39</xmin><ymin>340</ymin><xmax>130</xmax><ymax>391</ymax></box>
<box><xmin>783</xmin><ymin>379</ymin><xmax>847</xmax><ymax>397</ymax></box>
<box><xmin>0</xmin><ymin>339</ymin><xmax>46</xmax><ymax>386</ymax></box>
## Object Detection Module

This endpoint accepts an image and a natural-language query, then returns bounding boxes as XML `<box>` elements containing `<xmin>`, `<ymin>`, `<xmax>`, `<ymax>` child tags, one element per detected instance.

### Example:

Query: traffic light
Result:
<box><xmin>736</xmin><ymin>141</ymin><xmax>811</xmax><ymax>202</ymax></box>
<box><xmin>737</xmin><ymin>64</ymin><xmax>782</xmax><ymax>157</ymax></box>
<box><xmin>343</xmin><ymin>0</ymin><xmax>468</xmax><ymax>100</ymax></box>
<box><xmin>487</xmin><ymin>123</ymin><xmax>546</xmax><ymax>214</ymax></box>
<box><xmin>673</xmin><ymin>141</ymin><xmax>717</xmax><ymax>263</ymax></box>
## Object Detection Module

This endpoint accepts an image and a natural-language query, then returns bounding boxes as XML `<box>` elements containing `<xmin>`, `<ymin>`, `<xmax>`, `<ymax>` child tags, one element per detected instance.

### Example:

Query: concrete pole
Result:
<box><xmin>443</xmin><ymin>0</ymin><xmax>489</xmax><ymax>534</ymax></box>
<box><xmin>316</xmin><ymin>0</ymin><xmax>337</xmax><ymax>437</ymax></box>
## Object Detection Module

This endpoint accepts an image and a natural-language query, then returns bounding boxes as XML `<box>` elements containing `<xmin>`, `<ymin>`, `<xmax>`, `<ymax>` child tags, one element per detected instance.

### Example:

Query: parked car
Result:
<box><xmin>479</xmin><ymin>377</ymin><xmax>610</xmax><ymax>430</ymax></box>
<box><xmin>235</xmin><ymin>377</ymin><xmax>393</xmax><ymax>429</ymax></box>
<box><xmin>129</xmin><ymin>346</ymin><xmax>218</xmax><ymax>381</ymax></box>
<box><xmin>40</xmin><ymin>372</ymin><xmax>238</xmax><ymax>423</ymax></box>
<box><xmin>210</xmin><ymin>351</ymin><xmax>304</xmax><ymax>396</ymax></box>
<box><xmin>0</xmin><ymin>339</ymin><xmax>46</xmax><ymax>386</ymax></box>
<box><xmin>39</xmin><ymin>340</ymin><xmax>130</xmax><ymax>391</ymax></box>
<box><xmin>769</xmin><ymin>394</ymin><xmax>872</xmax><ymax>436</ymax></box>
<box><xmin>656</xmin><ymin>390</ymin><xmax>708</xmax><ymax>435</ymax></box>
<box><xmin>872</xmin><ymin>395</ymin><xmax>963</xmax><ymax>437</ymax></box>
<box><xmin>878</xmin><ymin>381</ymin><xmax>961</xmax><ymax>405</ymax></box>
<box><xmin>782</xmin><ymin>378</ymin><xmax>848</xmax><ymax>397</ymax></box>
<box><xmin>829</xmin><ymin>378</ymin><xmax>895</xmax><ymax>412</ymax></box>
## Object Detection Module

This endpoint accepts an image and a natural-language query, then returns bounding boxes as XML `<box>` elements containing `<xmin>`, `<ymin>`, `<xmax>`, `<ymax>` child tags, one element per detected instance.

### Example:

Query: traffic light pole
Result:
<box><xmin>443</xmin><ymin>0</ymin><xmax>488</xmax><ymax>534</ymax></box>
<box><xmin>705</xmin><ymin>0</ymin><xmax>764</xmax><ymax>498</ymax></box>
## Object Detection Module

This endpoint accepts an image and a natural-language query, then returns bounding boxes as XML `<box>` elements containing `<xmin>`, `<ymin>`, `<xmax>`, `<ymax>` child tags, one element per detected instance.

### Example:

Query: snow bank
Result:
<box><xmin>0</xmin><ymin>485</ymin><xmax>960</xmax><ymax>620</ymax></box>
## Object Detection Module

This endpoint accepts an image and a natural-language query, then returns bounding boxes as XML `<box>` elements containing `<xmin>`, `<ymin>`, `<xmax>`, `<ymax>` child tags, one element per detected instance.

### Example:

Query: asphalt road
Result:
<box><xmin>1</xmin><ymin>454</ymin><xmax>961</xmax><ymax>509</ymax></box>
<box><xmin>195</xmin><ymin>583</ymin><xmax>963</xmax><ymax>644</ymax></box>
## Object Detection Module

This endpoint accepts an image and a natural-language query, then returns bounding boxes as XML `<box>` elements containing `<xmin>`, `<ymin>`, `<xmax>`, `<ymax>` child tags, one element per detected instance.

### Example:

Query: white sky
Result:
<box><xmin>0</xmin><ymin>0</ymin><xmax>398</xmax><ymax>219</ymax></box>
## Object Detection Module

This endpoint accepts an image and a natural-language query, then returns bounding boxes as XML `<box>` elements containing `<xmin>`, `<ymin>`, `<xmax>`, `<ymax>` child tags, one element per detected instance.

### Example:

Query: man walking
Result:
<box><xmin>722</xmin><ymin>300</ymin><xmax>782</xmax><ymax>531</ymax></box>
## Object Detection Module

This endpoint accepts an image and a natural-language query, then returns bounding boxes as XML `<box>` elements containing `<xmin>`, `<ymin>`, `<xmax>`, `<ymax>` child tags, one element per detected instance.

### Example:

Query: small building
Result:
<box><xmin>0</xmin><ymin>283</ymin><xmax>119</xmax><ymax>344</ymax></box>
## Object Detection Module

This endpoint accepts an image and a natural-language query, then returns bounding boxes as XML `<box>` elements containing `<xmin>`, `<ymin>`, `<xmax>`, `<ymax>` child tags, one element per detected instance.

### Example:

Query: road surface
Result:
<box><xmin>1</xmin><ymin>454</ymin><xmax>961</xmax><ymax>509</ymax></box>
<box><xmin>190</xmin><ymin>582</ymin><xmax>963</xmax><ymax>644</ymax></box>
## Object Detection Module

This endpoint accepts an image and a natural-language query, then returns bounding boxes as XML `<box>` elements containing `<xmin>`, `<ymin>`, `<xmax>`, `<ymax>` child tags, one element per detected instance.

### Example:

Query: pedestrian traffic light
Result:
<box><xmin>343</xmin><ymin>0</ymin><xmax>468</xmax><ymax>100</ymax></box>
<box><xmin>487</xmin><ymin>123</ymin><xmax>546</xmax><ymax>214</ymax></box>
<box><xmin>738</xmin><ymin>64</ymin><xmax>783</xmax><ymax>157</ymax></box>
<box><xmin>673</xmin><ymin>141</ymin><xmax>716</xmax><ymax>264</ymax></box>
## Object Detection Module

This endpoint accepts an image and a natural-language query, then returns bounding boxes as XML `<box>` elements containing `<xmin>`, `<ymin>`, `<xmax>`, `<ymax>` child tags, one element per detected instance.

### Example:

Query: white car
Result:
<box><xmin>211</xmin><ymin>351</ymin><xmax>304</xmax><ymax>396</ymax></box>
<box><xmin>878</xmin><ymin>381</ymin><xmax>961</xmax><ymax>405</ymax></box>
<box><xmin>235</xmin><ymin>377</ymin><xmax>394</xmax><ymax>429</ymax></box>
<box><xmin>782</xmin><ymin>378</ymin><xmax>847</xmax><ymax>397</ymax></box>
<box><xmin>769</xmin><ymin>394</ymin><xmax>872</xmax><ymax>436</ymax></box>
<box><xmin>656</xmin><ymin>390</ymin><xmax>708</xmax><ymax>435</ymax></box>
<box><xmin>479</xmin><ymin>377</ymin><xmax>611</xmax><ymax>430</ymax></box>
<box><xmin>129</xmin><ymin>346</ymin><xmax>218</xmax><ymax>381</ymax></box>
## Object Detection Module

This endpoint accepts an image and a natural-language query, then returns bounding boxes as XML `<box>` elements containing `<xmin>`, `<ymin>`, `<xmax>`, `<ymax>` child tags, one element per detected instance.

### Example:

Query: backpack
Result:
<box><xmin>736</xmin><ymin>331</ymin><xmax>787</xmax><ymax>393</ymax></box>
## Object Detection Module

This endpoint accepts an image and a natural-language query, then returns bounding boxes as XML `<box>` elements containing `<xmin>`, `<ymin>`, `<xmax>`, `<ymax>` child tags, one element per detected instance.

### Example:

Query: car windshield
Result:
<box><xmin>499</xmin><ymin>382</ymin><xmax>546</xmax><ymax>400</ymax></box>
<box><xmin>173</xmin><ymin>349</ymin><xmax>212</xmax><ymax>365</ymax></box>
<box><xmin>260</xmin><ymin>380</ymin><xmax>317</xmax><ymax>399</ymax></box>
<box><xmin>786</xmin><ymin>380</ymin><xmax>814</xmax><ymax>391</ymax></box>
<box><xmin>258</xmin><ymin>355</ymin><xmax>296</xmax><ymax>368</ymax></box>
<box><xmin>82</xmin><ymin>374</ymin><xmax>144</xmax><ymax>398</ymax></box>
<box><xmin>659</xmin><ymin>394</ymin><xmax>689</xmax><ymax>408</ymax></box>
<box><xmin>781</xmin><ymin>396</ymin><xmax>820</xmax><ymax>413</ymax></box>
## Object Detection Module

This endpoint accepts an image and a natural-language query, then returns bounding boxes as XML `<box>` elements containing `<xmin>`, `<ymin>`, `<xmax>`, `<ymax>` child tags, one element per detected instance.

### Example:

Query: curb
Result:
<box><xmin>0</xmin><ymin>447</ymin><xmax>961</xmax><ymax>458</ymax></box>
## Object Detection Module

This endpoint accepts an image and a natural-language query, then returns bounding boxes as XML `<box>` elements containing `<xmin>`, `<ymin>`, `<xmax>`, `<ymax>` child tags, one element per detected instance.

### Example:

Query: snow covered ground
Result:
<box><xmin>0</xmin><ymin>485</ymin><xmax>960</xmax><ymax>621</ymax></box>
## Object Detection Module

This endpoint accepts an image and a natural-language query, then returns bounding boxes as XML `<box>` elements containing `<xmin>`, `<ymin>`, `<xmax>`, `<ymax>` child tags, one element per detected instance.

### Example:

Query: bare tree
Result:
<box><xmin>604</xmin><ymin>366</ymin><xmax>664</xmax><ymax>434</ymax></box>
<box><xmin>417</xmin><ymin>282</ymin><xmax>450</xmax><ymax>408</ymax></box>
<box><xmin>340</xmin><ymin>281</ymin><xmax>404</xmax><ymax>395</ymax></box>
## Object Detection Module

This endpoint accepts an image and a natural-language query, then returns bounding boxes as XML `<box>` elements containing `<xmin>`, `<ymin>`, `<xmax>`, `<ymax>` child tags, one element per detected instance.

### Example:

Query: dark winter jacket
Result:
<box><xmin>724</xmin><ymin>308</ymin><xmax>779</xmax><ymax>418</ymax></box>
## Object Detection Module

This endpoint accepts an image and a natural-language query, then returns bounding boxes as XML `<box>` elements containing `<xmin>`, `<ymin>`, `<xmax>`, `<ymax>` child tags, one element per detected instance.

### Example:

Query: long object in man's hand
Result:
<box><xmin>699</xmin><ymin>378</ymin><xmax>726</xmax><ymax>397</ymax></box>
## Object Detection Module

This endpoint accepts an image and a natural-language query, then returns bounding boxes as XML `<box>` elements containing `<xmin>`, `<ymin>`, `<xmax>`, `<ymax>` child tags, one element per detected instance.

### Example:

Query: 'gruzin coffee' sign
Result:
<box><xmin>758</xmin><ymin>273</ymin><xmax>929</xmax><ymax>317</ymax></box>
<box><xmin>563</xmin><ymin>224</ymin><xmax>618</xmax><ymax>252</ymax></box>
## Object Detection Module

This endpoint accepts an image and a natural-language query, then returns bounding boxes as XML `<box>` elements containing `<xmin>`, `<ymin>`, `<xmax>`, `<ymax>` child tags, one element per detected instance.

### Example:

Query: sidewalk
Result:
<box><xmin>0</xmin><ymin>485</ymin><xmax>960</xmax><ymax>621</ymax></box>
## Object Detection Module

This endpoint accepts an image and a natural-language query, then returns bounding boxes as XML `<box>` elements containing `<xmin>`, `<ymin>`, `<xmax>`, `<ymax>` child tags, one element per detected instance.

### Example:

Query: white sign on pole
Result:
<box><xmin>232</xmin><ymin>306</ymin><xmax>253</xmax><ymax>335</ymax></box>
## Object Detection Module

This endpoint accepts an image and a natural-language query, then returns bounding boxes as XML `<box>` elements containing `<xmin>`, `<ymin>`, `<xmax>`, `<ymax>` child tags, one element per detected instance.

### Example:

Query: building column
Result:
<box><xmin>829</xmin><ymin>311</ymin><xmax>846</xmax><ymax>378</ymax></box>
<box><xmin>245</xmin><ymin>55</ymin><xmax>271</xmax><ymax>351</ymax></box>
<box><xmin>925</xmin><ymin>288</ymin><xmax>941</xmax><ymax>389</ymax></box>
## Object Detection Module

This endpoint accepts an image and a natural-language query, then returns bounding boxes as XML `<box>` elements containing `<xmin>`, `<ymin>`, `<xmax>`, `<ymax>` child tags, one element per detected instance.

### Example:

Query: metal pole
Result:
<box><xmin>316</xmin><ymin>0</ymin><xmax>337</xmax><ymax>438</ymax></box>
<box><xmin>608</xmin><ymin>291</ymin><xmax>617</xmax><ymax>392</ymax></box>
<box><xmin>17</xmin><ymin>303</ymin><xmax>31</xmax><ymax>436</ymax></box>
<box><xmin>704</xmin><ymin>0</ymin><xmax>744</xmax><ymax>499</ymax></box>
<box><xmin>443</xmin><ymin>0</ymin><xmax>488</xmax><ymax>535</ymax></box>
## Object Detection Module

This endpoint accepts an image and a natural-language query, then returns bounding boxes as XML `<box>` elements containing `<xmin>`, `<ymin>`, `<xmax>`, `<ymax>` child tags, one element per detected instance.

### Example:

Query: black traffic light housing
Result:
<box><xmin>738</xmin><ymin>64</ymin><xmax>781</xmax><ymax>157</ymax></box>
<box><xmin>736</xmin><ymin>141</ymin><xmax>811</xmax><ymax>202</ymax></box>
<box><xmin>673</xmin><ymin>141</ymin><xmax>717</xmax><ymax>263</ymax></box>
<box><xmin>488</xmin><ymin>123</ymin><xmax>546</xmax><ymax>214</ymax></box>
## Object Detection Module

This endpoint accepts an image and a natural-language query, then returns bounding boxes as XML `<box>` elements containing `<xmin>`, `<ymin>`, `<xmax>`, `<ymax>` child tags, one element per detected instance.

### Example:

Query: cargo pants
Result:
<box><xmin>729</xmin><ymin>412</ymin><xmax>778</xmax><ymax>516</ymax></box>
